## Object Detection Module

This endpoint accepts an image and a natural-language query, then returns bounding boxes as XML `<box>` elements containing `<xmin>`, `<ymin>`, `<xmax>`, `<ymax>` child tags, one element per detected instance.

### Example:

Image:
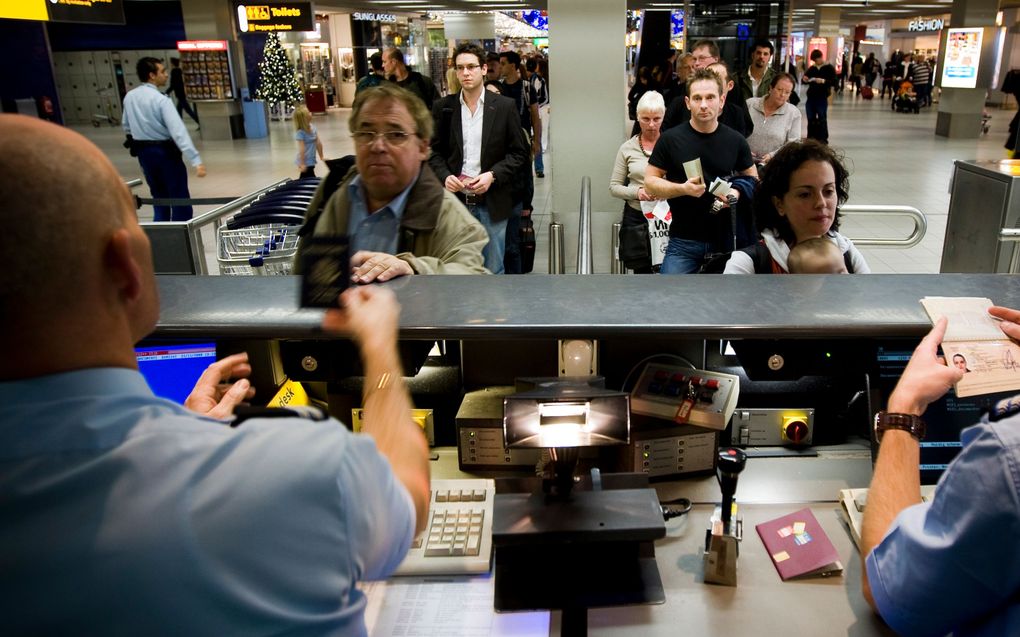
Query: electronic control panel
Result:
<box><xmin>732</xmin><ymin>408</ymin><xmax>815</xmax><ymax>446</ymax></box>
<box><xmin>630</xmin><ymin>364</ymin><xmax>740</xmax><ymax>431</ymax></box>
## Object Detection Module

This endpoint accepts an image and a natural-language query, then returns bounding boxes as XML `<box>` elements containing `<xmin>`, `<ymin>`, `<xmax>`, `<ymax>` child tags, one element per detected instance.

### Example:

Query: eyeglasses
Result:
<box><xmin>351</xmin><ymin>130</ymin><xmax>416</xmax><ymax>146</ymax></box>
<box><xmin>693</xmin><ymin>55</ymin><xmax>716</xmax><ymax>63</ymax></box>
<box><xmin>455</xmin><ymin>63</ymin><xmax>481</xmax><ymax>72</ymax></box>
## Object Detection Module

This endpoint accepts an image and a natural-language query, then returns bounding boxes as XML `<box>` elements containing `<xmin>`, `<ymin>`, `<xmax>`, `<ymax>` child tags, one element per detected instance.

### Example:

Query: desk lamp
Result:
<box><xmin>492</xmin><ymin>376</ymin><xmax>667</xmax><ymax>637</ymax></box>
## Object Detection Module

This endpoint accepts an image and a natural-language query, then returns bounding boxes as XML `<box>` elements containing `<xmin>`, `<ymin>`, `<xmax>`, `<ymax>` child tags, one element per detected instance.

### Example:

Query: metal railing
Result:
<box><xmin>999</xmin><ymin>228</ymin><xmax>1020</xmax><ymax>273</ymax></box>
<box><xmin>577</xmin><ymin>176</ymin><xmax>593</xmax><ymax>274</ymax></box>
<box><xmin>125</xmin><ymin>178</ymin><xmax>143</xmax><ymax>189</ymax></box>
<box><xmin>141</xmin><ymin>179</ymin><xmax>289</xmax><ymax>275</ymax></box>
<box><xmin>549</xmin><ymin>223</ymin><xmax>565</xmax><ymax>274</ymax></box>
<box><xmin>839</xmin><ymin>204</ymin><xmax>927</xmax><ymax>248</ymax></box>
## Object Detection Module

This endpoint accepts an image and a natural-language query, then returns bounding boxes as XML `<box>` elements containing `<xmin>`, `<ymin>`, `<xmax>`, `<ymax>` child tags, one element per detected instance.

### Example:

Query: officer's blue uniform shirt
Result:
<box><xmin>866</xmin><ymin>414</ymin><xmax>1020</xmax><ymax>637</ymax></box>
<box><xmin>0</xmin><ymin>368</ymin><xmax>415</xmax><ymax>636</ymax></box>
<box><xmin>122</xmin><ymin>82</ymin><xmax>203</xmax><ymax>167</ymax></box>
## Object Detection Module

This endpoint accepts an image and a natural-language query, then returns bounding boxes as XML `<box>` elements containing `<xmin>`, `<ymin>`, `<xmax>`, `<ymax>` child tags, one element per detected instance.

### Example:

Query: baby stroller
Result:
<box><xmin>893</xmin><ymin>80</ymin><xmax>920</xmax><ymax>114</ymax></box>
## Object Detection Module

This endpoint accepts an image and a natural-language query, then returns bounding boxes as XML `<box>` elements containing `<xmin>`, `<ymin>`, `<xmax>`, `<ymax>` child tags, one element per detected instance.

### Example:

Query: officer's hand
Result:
<box><xmin>990</xmin><ymin>306</ymin><xmax>1020</xmax><ymax>342</ymax></box>
<box><xmin>184</xmin><ymin>352</ymin><xmax>255</xmax><ymax>419</ymax></box>
<box><xmin>887</xmin><ymin>318</ymin><xmax>964</xmax><ymax>416</ymax></box>
<box><xmin>196</xmin><ymin>164</ymin><xmax>207</xmax><ymax>178</ymax></box>
<box><xmin>322</xmin><ymin>285</ymin><xmax>399</xmax><ymax>355</ymax></box>
<box><xmin>349</xmin><ymin>250</ymin><xmax>414</xmax><ymax>284</ymax></box>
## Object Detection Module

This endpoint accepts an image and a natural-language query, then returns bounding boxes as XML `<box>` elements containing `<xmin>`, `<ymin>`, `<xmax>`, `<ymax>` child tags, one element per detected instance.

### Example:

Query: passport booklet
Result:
<box><xmin>755</xmin><ymin>508</ymin><xmax>843</xmax><ymax>581</ymax></box>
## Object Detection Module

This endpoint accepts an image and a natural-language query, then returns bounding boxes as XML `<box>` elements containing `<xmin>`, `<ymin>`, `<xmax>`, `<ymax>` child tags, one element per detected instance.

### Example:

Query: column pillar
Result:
<box><xmin>935</xmin><ymin>0</ymin><xmax>1000</xmax><ymax>138</ymax></box>
<box><xmin>813</xmin><ymin>7</ymin><xmax>841</xmax><ymax>66</ymax></box>
<box><xmin>179</xmin><ymin>0</ymin><xmax>244</xmax><ymax>140</ymax></box>
<box><xmin>548</xmin><ymin>0</ymin><xmax>627</xmax><ymax>273</ymax></box>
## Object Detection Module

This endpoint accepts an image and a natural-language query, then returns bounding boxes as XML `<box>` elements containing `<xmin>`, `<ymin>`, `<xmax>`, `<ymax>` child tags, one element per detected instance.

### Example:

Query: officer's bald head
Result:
<box><xmin>0</xmin><ymin>115</ymin><xmax>148</xmax><ymax>335</ymax></box>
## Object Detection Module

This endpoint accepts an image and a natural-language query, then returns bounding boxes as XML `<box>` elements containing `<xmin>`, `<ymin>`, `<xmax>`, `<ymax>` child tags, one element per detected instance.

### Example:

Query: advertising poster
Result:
<box><xmin>941</xmin><ymin>27</ymin><xmax>984</xmax><ymax>88</ymax></box>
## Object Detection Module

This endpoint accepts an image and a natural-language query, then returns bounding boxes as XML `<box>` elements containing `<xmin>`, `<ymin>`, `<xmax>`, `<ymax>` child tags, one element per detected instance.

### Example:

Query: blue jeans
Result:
<box><xmin>466</xmin><ymin>202</ymin><xmax>507</xmax><ymax>274</ymax></box>
<box><xmin>805</xmin><ymin>96</ymin><xmax>829</xmax><ymax>143</ymax></box>
<box><xmin>534</xmin><ymin>148</ymin><xmax>544</xmax><ymax>174</ymax></box>
<box><xmin>660</xmin><ymin>237</ymin><xmax>719</xmax><ymax>274</ymax></box>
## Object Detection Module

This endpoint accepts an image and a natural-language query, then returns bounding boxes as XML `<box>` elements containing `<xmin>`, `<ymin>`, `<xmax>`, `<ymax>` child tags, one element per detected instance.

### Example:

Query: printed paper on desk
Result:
<box><xmin>755</xmin><ymin>507</ymin><xmax>843</xmax><ymax>581</ymax></box>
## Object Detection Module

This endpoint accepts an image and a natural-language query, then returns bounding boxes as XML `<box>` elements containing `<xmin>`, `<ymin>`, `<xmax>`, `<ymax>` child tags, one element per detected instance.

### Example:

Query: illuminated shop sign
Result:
<box><xmin>1</xmin><ymin>0</ymin><xmax>125</xmax><ymax>24</ymax></box>
<box><xmin>353</xmin><ymin>12</ymin><xmax>397</xmax><ymax>23</ymax></box>
<box><xmin>177</xmin><ymin>40</ymin><xmax>229</xmax><ymax>51</ymax></box>
<box><xmin>908</xmin><ymin>18</ymin><xmax>944</xmax><ymax>33</ymax></box>
<box><xmin>235</xmin><ymin>3</ymin><xmax>315</xmax><ymax>32</ymax></box>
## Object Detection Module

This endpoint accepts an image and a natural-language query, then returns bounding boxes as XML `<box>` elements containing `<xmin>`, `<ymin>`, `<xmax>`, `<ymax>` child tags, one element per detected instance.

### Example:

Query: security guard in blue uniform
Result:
<box><xmin>122</xmin><ymin>57</ymin><xmax>206</xmax><ymax>222</ymax></box>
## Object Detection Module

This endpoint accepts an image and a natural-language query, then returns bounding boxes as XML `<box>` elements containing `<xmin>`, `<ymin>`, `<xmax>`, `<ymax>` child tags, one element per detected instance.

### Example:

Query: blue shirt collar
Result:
<box><xmin>348</xmin><ymin>167</ymin><xmax>420</xmax><ymax>220</ymax></box>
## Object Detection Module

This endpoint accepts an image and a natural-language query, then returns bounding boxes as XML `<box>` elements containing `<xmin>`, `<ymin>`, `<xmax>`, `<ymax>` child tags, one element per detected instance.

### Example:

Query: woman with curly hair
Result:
<box><xmin>723</xmin><ymin>139</ymin><xmax>870</xmax><ymax>273</ymax></box>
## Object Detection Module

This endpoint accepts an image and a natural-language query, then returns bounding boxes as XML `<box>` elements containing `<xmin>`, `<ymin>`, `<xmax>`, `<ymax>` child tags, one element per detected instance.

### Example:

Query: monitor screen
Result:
<box><xmin>874</xmin><ymin>345</ymin><xmax>1012</xmax><ymax>484</ymax></box>
<box><xmin>135</xmin><ymin>342</ymin><xmax>218</xmax><ymax>404</ymax></box>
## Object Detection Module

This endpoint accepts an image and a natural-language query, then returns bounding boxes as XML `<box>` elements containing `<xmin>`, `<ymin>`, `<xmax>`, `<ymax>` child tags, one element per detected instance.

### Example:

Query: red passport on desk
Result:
<box><xmin>755</xmin><ymin>508</ymin><xmax>843</xmax><ymax>581</ymax></box>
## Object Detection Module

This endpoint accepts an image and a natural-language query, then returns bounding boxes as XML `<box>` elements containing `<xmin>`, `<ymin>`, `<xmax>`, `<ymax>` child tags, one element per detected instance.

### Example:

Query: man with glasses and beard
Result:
<box><xmin>297</xmin><ymin>84</ymin><xmax>489</xmax><ymax>282</ymax></box>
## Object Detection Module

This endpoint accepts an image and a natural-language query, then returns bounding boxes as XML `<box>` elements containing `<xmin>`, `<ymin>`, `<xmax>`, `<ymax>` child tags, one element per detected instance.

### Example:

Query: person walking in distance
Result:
<box><xmin>122</xmin><ymin>57</ymin><xmax>206</xmax><ymax>222</ymax></box>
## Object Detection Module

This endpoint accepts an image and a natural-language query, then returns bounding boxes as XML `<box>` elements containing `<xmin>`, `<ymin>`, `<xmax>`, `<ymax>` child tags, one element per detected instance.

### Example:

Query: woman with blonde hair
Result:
<box><xmin>293</xmin><ymin>104</ymin><xmax>324</xmax><ymax>179</ymax></box>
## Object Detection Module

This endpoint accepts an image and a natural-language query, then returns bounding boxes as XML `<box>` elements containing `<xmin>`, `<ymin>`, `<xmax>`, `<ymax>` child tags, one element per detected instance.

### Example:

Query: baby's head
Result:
<box><xmin>788</xmin><ymin>237</ymin><xmax>847</xmax><ymax>274</ymax></box>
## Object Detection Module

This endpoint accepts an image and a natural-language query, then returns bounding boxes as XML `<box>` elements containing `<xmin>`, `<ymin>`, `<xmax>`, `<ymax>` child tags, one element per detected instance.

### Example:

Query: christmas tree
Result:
<box><xmin>256</xmin><ymin>33</ymin><xmax>302</xmax><ymax>108</ymax></box>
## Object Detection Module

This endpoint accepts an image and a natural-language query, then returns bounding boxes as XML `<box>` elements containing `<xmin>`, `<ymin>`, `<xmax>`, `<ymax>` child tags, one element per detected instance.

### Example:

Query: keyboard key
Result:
<box><xmin>435</xmin><ymin>490</ymin><xmax>449</xmax><ymax>503</ymax></box>
<box><xmin>467</xmin><ymin>535</ymin><xmax>481</xmax><ymax>556</ymax></box>
<box><xmin>425</xmin><ymin>542</ymin><xmax>452</xmax><ymax>557</ymax></box>
<box><xmin>472</xmin><ymin>489</ymin><xmax>486</xmax><ymax>501</ymax></box>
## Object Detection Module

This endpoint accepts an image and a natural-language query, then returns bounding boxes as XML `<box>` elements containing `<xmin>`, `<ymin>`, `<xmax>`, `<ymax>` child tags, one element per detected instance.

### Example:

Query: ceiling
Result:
<box><xmin>314</xmin><ymin>0</ymin><xmax>959</xmax><ymax>32</ymax></box>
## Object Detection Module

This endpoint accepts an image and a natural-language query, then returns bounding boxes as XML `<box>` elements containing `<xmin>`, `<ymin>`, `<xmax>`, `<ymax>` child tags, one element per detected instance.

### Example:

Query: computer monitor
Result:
<box><xmin>135</xmin><ymin>341</ymin><xmax>218</xmax><ymax>404</ymax></box>
<box><xmin>873</xmin><ymin>345</ymin><xmax>1013</xmax><ymax>484</ymax></box>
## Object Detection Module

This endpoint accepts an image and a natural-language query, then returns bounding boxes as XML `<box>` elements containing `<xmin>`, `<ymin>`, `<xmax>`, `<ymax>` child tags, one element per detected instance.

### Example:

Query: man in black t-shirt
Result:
<box><xmin>645</xmin><ymin>69</ymin><xmax>757</xmax><ymax>274</ymax></box>
<box><xmin>803</xmin><ymin>49</ymin><xmax>836</xmax><ymax>144</ymax></box>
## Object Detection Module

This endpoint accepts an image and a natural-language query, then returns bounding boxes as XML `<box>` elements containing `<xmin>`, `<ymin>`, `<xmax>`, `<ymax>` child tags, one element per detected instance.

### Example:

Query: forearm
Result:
<box><xmin>359</xmin><ymin>342</ymin><xmax>431</xmax><ymax>534</ymax></box>
<box><xmin>860</xmin><ymin>430</ymin><xmax>922</xmax><ymax>607</ymax></box>
<box><xmin>644</xmin><ymin>174</ymin><xmax>687</xmax><ymax>199</ymax></box>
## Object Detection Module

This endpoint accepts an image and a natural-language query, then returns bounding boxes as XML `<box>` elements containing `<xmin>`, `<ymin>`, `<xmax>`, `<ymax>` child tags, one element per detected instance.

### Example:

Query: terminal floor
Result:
<box><xmin>77</xmin><ymin>90</ymin><xmax>1017</xmax><ymax>274</ymax></box>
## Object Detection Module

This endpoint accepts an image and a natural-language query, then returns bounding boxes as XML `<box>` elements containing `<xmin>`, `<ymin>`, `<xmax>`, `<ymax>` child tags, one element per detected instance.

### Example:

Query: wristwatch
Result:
<box><xmin>873</xmin><ymin>411</ymin><xmax>926</xmax><ymax>442</ymax></box>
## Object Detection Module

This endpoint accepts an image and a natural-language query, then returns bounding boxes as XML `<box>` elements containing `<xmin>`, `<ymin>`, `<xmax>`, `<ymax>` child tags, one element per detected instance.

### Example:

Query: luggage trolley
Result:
<box><xmin>216</xmin><ymin>178</ymin><xmax>318</xmax><ymax>275</ymax></box>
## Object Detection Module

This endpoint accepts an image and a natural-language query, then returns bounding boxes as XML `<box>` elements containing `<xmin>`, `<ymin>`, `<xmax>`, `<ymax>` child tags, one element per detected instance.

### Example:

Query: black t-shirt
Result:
<box><xmin>500</xmin><ymin>78</ymin><xmax>536</xmax><ymax>134</ymax></box>
<box><xmin>648</xmin><ymin>122</ymin><xmax>754</xmax><ymax>242</ymax></box>
<box><xmin>804</xmin><ymin>64</ymin><xmax>836</xmax><ymax>100</ymax></box>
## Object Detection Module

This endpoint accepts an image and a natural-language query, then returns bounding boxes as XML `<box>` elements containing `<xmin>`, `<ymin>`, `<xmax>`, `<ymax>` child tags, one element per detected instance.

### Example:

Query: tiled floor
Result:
<box><xmin>74</xmin><ymin>87</ymin><xmax>1015</xmax><ymax>274</ymax></box>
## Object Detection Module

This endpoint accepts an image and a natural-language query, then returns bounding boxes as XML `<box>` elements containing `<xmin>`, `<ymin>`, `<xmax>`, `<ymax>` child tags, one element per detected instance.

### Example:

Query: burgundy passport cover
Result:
<box><xmin>755</xmin><ymin>507</ymin><xmax>843</xmax><ymax>581</ymax></box>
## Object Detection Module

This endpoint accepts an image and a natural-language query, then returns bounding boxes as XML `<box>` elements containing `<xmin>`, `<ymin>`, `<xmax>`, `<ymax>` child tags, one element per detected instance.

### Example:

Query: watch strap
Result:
<box><xmin>874</xmin><ymin>411</ymin><xmax>926</xmax><ymax>442</ymax></box>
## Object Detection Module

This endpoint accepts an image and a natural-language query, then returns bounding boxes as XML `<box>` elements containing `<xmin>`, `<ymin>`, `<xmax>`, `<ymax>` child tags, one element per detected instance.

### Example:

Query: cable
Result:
<box><xmin>660</xmin><ymin>496</ymin><xmax>693</xmax><ymax>521</ymax></box>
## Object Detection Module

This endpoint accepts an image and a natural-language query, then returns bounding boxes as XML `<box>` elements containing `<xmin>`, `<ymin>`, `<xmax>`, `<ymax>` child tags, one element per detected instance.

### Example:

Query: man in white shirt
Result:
<box><xmin>429</xmin><ymin>43</ymin><xmax>529</xmax><ymax>274</ymax></box>
<box><xmin>122</xmin><ymin>57</ymin><xmax>206</xmax><ymax>221</ymax></box>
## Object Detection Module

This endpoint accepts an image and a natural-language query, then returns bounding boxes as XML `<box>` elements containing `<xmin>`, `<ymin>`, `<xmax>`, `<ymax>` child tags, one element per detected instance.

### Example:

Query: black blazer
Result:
<box><xmin>428</xmin><ymin>91</ymin><xmax>529</xmax><ymax>222</ymax></box>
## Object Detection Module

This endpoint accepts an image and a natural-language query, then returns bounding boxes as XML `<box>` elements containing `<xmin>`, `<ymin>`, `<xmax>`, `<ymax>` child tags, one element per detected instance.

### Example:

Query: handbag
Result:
<box><xmin>520</xmin><ymin>210</ymin><xmax>536</xmax><ymax>274</ymax></box>
<box><xmin>618</xmin><ymin>221</ymin><xmax>651</xmax><ymax>269</ymax></box>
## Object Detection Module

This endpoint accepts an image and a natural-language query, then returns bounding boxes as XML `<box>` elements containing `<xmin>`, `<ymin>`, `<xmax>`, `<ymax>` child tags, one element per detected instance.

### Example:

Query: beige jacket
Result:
<box><xmin>296</xmin><ymin>162</ymin><xmax>490</xmax><ymax>275</ymax></box>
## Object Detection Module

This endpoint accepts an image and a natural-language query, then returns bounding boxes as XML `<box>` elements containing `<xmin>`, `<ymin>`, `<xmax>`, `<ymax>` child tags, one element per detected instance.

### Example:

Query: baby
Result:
<box><xmin>788</xmin><ymin>237</ymin><xmax>848</xmax><ymax>274</ymax></box>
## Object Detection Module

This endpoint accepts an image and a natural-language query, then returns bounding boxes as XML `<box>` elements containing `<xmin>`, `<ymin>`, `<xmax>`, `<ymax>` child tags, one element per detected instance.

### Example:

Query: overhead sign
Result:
<box><xmin>941</xmin><ymin>27</ymin><xmax>984</xmax><ymax>89</ymax></box>
<box><xmin>353</xmin><ymin>12</ymin><xmax>397</xmax><ymax>23</ymax></box>
<box><xmin>235</xmin><ymin>3</ymin><xmax>315</xmax><ymax>33</ymax></box>
<box><xmin>909</xmin><ymin>18</ymin><xmax>944</xmax><ymax>33</ymax></box>
<box><xmin>1</xmin><ymin>0</ymin><xmax>125</xmax><ymax>24</ymax></box>
<box><xmin>178</xmin><ymin>40</ymin><xmax>229</xmax><ymax>51</ymax></box>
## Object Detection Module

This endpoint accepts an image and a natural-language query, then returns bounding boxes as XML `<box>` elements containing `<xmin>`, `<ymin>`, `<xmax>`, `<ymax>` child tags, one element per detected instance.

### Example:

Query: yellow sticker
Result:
<box><xmin>773</xmin><ymin>551</ymin><xmax>790</xmax><ymax>563</ymax></box>
<box><xmin>793</xmin><ymin>522</ymin><xmax>806</xmax><ymax>535</ymax></box>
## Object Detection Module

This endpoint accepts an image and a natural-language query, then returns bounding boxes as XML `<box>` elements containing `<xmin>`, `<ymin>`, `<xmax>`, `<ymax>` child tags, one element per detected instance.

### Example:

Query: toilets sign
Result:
<box><xmin>908</xmin><ymin>18</ymin><xmax>944</xmax><ymax>33</ymax></box>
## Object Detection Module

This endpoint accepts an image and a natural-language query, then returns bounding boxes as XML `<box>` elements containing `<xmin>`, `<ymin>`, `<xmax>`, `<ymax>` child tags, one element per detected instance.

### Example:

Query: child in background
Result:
<box><xmin>788</xmin><ymin>237</ymin><xmax>848</xmax><ymax>274</ymax></box>
<box><xmin>294</xmin><ymin>105</ymin><xmax>324</xmax><ymax>179</ymax></box>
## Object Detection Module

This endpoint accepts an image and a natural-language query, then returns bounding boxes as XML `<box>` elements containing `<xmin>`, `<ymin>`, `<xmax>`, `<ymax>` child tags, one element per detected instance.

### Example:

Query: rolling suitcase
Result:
<box><xmin>860</xmin><ymin>85</ymin><xmax>874</xmax><ymax>100</ymax></box>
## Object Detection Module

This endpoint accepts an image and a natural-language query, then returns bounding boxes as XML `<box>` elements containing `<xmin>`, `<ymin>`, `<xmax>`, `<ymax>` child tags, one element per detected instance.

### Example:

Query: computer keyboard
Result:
<box><xmin>393</xmin><ymin>478</ymin><xmax>495</xmax><ymax>576</ymax></box>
